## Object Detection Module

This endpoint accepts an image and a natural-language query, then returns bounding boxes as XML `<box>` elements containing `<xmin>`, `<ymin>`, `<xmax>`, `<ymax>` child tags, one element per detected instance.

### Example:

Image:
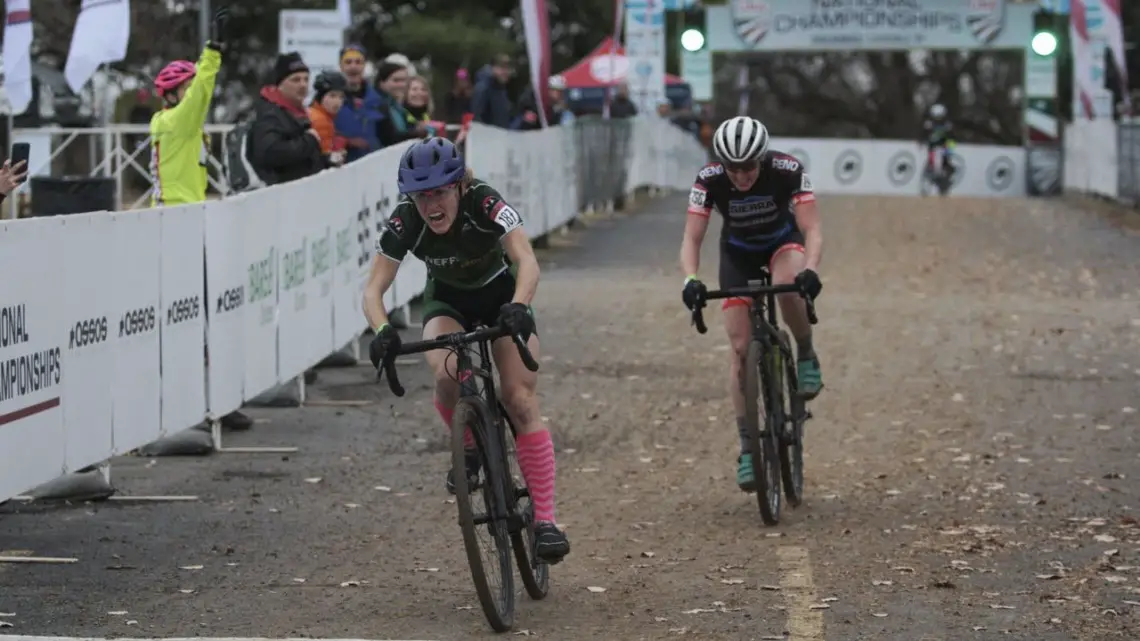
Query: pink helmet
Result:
<box><xmin>155</xmin><ymin>60</ymin><xmax>196</xmax><ymax>97</ymax></box>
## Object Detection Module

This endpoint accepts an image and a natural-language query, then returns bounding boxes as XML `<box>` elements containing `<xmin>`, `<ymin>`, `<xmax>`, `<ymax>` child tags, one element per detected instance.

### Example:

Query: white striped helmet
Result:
<box><xmin>713</xmin><ymin>116</ymin><xmax>770</xmax><ymax>164</ymax></box>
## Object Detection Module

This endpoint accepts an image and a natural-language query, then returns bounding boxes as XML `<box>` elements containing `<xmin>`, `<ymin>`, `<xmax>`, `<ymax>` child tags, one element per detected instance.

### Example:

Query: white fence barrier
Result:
<box><xmin>1062</xmin><ymin>118</ymin><xmax>1140</xmax><ymax>207</ymax></box>
<box><xmin>1063</xmin><ymin>120</ymin><xmax>1119</xmax><ymax>199</ymax></box>
<box><xmin>770</xmin><ymin>138</ymin><xmax>1027</xmax><ymax>197</ymax></box>
<box><xmin>0</xmin><ymin>117</ymin><xmax>708</xmax><ymax>505</ymax></box>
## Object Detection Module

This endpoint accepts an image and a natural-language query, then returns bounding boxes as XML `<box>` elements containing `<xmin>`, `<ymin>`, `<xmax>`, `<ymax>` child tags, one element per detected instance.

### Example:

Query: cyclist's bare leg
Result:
<box><xmin>724</xmin><ymin>301</ymin><xmax>758</xmax><ymax>490</ymax></box>
<box><xmin>769</xmin><ymin>246</ymin><xmax>810</xmax><ymax>342</ymax></box>
<box><xmin>770</xmin><ymin>245</ymin><xmax>822</xmax><ymax>398</ymax></box>
<box><xmin>493</xmin><ymin>335</ymin><xmax>570</xmax><ymax>560</ymax></box>
<box><xmin>723</xmin><ymin>301</ymin><xmax>753</xmax><ymax>419</ymax></box>
<box><xmin>422</xmin><ymin>316</ymin><xmax>470</xmax><ymax>445</ymax></box>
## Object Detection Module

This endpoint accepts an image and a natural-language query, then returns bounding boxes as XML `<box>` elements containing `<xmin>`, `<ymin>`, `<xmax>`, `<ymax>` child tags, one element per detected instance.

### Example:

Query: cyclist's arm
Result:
<box><xmin>482</xmin><ymin>191</ymin><xmax>538</xmax><ymax>305</ymax></box>
<box><xmin>502</xmin><ymin>227</ymin><xmax>539</xmax><ymax>305</ymax></box>
<box><xmin>681</xmin><ymin>177</ymin><xmax>713</xmax><ymax>277</ymax></box>
<box><xmin>790</xmin><ymin>172</ymin><xmax>822</xmax><ymax>272</ymax></box>
<box><xmin>167</xmin><ymin>45</ymin><xmax>222</xmax><ymax>133</ymax></box>
<box><xmin>363</xmin><ymin>254</ymin><xmax>399</xmax><ymax>330</ymax></box>
<box><xmin>363</xmin><ymin>214</ymin><xmax>410</xmax><ymax>329</ymax></box>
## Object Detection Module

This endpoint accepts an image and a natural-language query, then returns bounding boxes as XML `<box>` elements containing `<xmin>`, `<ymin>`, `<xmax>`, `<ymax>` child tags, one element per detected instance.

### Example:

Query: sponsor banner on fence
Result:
<box><xmin>60</xmin><ymin>213</ymin><xmax>115</xmax><ymax>469</ymax></box>
<box><xmin>160</xmin><ymin>205</ymin><xmax>208</xmax><ymax>436</ymax></box>
<box><xmin>0</xmin><ymin>218</ymin><xmax>66</xmax><ymax>501</ymax></box>
<box><xmin>708</xmin><ymin>0</ymin><xmax>1034</xmax><ymax>52</ymax></box>
<box><xmin>111</xmin><ymin>210</ymin><xmax>162</xmax><ymax>452</ymax></box>
<box><xmin>204</xmin><ymin>198</ymin><xmax>246</xmax><ymax>418</ymax></box>
<box><xmin>242</xmin><ymin>190</ymin><xmax>282</xmax><ymax>399</ymax></box>
<box><xmin>770</xmin><ymin>138</ymin><xmax>1026</xmax><ymax>197</ymax></box>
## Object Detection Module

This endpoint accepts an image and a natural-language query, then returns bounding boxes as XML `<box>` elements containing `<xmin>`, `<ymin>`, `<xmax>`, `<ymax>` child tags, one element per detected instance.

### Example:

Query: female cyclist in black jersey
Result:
<box><xmin>679</xmin><ymin>116</ymin><xmax>825</xmax><ymax>492</ymax></box>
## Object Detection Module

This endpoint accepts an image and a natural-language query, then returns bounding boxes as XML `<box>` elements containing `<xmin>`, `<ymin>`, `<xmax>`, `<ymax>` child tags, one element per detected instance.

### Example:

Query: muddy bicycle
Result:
<box><xmin>690</xmin><ymin>269</ymin><xmax>817</xmax><ymax>525</ymax></box>
<box><xmin>379</xmin><ymin>324</ymin><xmax>548</xmax><ymax>632</ymax></box>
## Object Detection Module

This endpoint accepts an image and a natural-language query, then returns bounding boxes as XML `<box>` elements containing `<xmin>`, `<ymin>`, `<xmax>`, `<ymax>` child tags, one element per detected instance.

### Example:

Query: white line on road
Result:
<box><xmin>777</xmin><ymin>546</ymin><xmax>825</xmax><ymax>640</ymax></box>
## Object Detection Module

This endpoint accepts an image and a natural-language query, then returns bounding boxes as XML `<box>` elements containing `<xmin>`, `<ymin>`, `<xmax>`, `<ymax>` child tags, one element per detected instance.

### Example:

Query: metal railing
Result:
<box><xmin>9</xmin><ymin>124</ymin><xmax>235</xmax><ymax>213</ymax></box>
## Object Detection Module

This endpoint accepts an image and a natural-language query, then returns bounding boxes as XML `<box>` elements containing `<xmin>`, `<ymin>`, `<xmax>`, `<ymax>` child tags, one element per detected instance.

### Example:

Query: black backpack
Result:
<box><xmin>223</xmin><ymin>112</ymin><xmax>267</xmax><ymax>193</ymax></box>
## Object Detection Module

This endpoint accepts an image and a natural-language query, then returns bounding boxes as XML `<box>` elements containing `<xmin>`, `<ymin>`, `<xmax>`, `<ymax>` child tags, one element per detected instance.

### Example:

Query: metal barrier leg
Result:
<box><xmin>12</xmin><ymin>461</ymin><xmax>199</xmax><ymax>505</ymax></box>
<box><xmin>210</xmin><ymin>415</ymin><xmax>299</xmax><ymax>454</ymax></box>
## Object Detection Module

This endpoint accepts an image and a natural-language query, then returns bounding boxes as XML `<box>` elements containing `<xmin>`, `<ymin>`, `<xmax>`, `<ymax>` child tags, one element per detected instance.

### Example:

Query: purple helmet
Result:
<box><xmin>397</xmin><ymin>137</ymin><xmax>465</xmax><ymax>194</ymax></box>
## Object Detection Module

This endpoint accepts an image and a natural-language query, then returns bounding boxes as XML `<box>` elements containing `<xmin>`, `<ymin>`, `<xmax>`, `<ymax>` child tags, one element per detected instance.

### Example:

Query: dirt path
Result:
<box><xmin>2</xmin><ymin>193</ymin><xmax>1138</xmax><ymax>641</ymax></box>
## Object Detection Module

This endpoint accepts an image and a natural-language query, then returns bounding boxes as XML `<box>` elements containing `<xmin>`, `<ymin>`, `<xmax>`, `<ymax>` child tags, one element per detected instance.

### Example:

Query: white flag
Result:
<box><xmin>65</xmin><ymin>0</ymin><xmax>131</xmax><ymax>94</ymax></box>
<box><xmin>2</xmin><ymin>0</ymin><xmax>34</xmax><ymax>115</ymax></box>
<box><xmin>337</xmin><ymin>0</ymin><xmax>352</xmax><ymax>28</ymax></box>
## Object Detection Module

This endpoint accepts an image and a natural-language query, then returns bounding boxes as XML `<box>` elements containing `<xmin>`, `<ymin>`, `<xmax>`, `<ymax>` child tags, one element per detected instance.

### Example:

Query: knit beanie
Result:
<box><xmin>274</xmin><ymin>52</ymin><xmax>309</xmax><ymax>85</ymax></box>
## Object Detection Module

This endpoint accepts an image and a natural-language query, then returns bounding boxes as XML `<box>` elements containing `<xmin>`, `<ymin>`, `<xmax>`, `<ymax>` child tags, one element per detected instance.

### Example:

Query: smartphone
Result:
<box><xmin>9</xmin><ymin>143</ymin><xmax>30</xmax><ymax>182</ymax></box>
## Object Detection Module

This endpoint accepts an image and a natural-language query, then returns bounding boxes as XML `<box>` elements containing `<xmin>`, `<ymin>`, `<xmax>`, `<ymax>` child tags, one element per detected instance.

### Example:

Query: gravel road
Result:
<box><xmin>2</xmin><ymin>192</ymin><xmax>1138</xmax><ymax>641</ymax></box>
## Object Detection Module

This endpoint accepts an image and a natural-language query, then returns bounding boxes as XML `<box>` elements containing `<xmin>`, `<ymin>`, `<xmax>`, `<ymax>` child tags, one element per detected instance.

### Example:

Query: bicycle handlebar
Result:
<box><xmin>690</xmin><ymin>284</ymin><xmax>818</xmax><ymax>335</ymax></box>
<box><xmin>378</xmin><ymin>325</ymin><xmax>539</xmax><ymax>397</ymax></box>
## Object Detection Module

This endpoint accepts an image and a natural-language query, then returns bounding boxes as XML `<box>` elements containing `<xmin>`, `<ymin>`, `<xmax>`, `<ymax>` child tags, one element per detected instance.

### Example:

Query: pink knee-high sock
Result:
<box><xmin>435</xmin><ymin>398</ymin><xmax>475</xmax><ymax>449</ymax></box>
<box><xmin>515</xmin><ymin>429</ymin><xmax>556</xmax><ymax>523</ymax></box>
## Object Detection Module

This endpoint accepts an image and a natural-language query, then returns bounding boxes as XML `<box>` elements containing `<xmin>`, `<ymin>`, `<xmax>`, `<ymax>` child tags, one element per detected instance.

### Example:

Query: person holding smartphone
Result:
<box><xmin>0</xmin><ymin>158</ymin><xmax>29</xmax><ymax>205</ymax></box>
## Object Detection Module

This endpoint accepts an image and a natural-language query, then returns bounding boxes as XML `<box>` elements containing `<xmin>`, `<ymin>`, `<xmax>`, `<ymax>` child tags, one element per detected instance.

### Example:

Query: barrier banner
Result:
<box><xmin>277</xmin><ymin>176</ymin><xmax>333</xmax><ymax>378</ymax></box>
<box><xmin>111</xmin><ymin>210</ymin><xmax>162</xmax><ymax>453</ymax></box>
<box><xmin>241</xmin><ymin>189</ymin><xmax>282</xmax><ymax>399</ymax></box>
<box><xmin>767</xmin><ymin>138</ymin><xmax>1026</xmax><ymax>198</ymax></box>
<box><xmin>204</xmin><ymin>198</ymin><xmax>245</xmax><ymax>417</ymax></box>
<box><xmin>332</xmin><ymin>166</ymin><xmax>369</xmax><ymax>348</ymax></box>
<box><xmin>159</xmin><ymin>205</ymin><xmax>207</xmax><ymax>434</ymax></box>
<box><xmin>60</xmin><ymin>213</ymin><xmax>115</xmax><ymax>469</ymax></box>
<box><xmin>0</xmin><ymin>217</ymin><xmax>67</xmax><ymax>501</ymax></box>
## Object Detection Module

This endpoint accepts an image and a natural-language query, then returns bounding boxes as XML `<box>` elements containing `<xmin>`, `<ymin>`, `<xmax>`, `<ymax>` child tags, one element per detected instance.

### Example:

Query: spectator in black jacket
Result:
<box><xmin>247</xmin><ymin>52</ymin><xmax>324</xmax><ymax>185</ymax></box>
<box><xmin>470</xmin><ymin>54</ymin><xmax>514</xmax><ymax>128</ymax></box>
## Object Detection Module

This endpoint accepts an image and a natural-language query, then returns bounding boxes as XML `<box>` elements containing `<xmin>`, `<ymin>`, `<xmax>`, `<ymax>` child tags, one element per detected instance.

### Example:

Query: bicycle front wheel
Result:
<box><xmin>742</xmin><ymin>339</ymin><xmax>782</xmax><ymax>526</ymax></box>
<box><xmin>776</xmin><ymin>331</ymin><xmax>805</xmax><ymax>507</ymax></box>
<box><xmin>452</xmin><ymin>397</ymin><xmax>515</xmax><ymax>632</ymax></box>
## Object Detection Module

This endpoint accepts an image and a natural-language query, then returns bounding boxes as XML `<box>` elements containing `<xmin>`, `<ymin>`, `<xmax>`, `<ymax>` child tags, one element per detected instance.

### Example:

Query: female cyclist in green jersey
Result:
<box><xmin>149</xmin><ymin>8</ymin><xmax>228</xmax><ymax>206</ymax></box>
<box><xmin>363</xmin><ymin>137</ymin><xmax>570</xmax><ymax>563</ymax></box>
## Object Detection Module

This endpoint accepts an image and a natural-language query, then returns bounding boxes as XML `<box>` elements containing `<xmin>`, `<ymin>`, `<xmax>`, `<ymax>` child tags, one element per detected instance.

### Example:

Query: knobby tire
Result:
<box><xmin>452</xmin><ymin>397</ymin><xmax>515</xmax><ymax>632</ymax></box>
<box><xmin>743</xmin><ymin>339</ymin><xmax>782</xmax><ymax>526</ymax></box>
<box><xmin>776</xmin><ymin>330</ymin><xmax>805</xmax><ymax>507</ymax></box>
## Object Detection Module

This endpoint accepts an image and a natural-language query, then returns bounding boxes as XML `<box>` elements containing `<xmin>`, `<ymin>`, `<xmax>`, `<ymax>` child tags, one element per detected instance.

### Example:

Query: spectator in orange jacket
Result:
<box><xmin>308</xmin><ymin>70</ymin><xmax>349</xmax><ymax>167</ymax></box>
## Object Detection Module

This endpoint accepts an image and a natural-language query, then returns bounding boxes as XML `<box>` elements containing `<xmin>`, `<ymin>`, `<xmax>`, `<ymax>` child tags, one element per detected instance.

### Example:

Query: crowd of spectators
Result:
<box><xmin>233</xmin><ymin>45</ymin><xmax>711</xmax><ymax>191</ymax></box>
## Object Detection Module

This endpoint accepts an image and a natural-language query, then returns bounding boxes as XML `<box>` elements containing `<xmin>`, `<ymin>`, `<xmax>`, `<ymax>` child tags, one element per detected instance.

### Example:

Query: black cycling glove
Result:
<box><xmin>208</xmin><ymin>6</ymin><xmax>230</xmax><ymax>48</ymax></box>
<box><xmin>368</xmin><ymin>324</ymin><xmax>401</xmax><ymax>369</ymax></box>
<box><xmin>682</xmin><ymin>277</ymin><xmax>707</xmax><ymax>310</ymax></box>
<box><xmin>498</xmin><ymin>303</ymin><xmax>535</xmax><ymax>341</ymax></box>
<box><xmin>795</xmin><ymin>269</ymin><xmax>822</xmax><ymax>300</ymax></box>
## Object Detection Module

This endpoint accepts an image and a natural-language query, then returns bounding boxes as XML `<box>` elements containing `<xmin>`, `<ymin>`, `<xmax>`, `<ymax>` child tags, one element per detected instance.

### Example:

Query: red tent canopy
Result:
<box><xmin>556</xmin><ymin>37</ymin><xmax>686</xmax><ymax>88</ymax></box>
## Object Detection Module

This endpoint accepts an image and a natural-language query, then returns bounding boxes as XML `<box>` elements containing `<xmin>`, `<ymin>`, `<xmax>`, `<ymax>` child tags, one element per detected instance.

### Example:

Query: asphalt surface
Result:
<box><xmin>2</xmin><ymin>191</ymin><xmax>1139</xmax><ymax>641</ymax></box>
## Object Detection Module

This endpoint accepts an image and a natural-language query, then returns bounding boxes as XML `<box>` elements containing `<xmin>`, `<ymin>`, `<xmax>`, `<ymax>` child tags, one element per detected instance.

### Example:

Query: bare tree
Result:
<box><xmin>713</xmin><ymin>50</ymin><xmax>1025</xmax><ymax>145</ymax></box>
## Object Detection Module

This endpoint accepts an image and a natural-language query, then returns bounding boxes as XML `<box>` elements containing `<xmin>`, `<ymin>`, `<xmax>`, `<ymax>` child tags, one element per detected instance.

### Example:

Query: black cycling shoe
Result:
<box><xmin>445</xmin><ymin>450</ymin><xmax>482</xmax><ymax>495</ymax></box>
<box><xmin>534</xmin><ymin>522</ymin><xmax>570</xmax><ymax>564</ymax></box>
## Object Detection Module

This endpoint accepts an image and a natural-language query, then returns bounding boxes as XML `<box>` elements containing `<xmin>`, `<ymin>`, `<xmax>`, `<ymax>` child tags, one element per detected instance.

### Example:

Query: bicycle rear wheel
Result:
<box><xmin>452</xmin><ymin>397</ymin><xmax>515</xmax><ymax>632</ymax></box>
<box><xmin>742</xmin><ymin>339</ymin><xmax>782</xmax><ymax>526</ymax></box>
<box><xmin>776</xmin><ymin>331</ymin><xmax>805</xmax><ymax>507</ymax></box>
<box><xmin>501</xmin><ymin>413</ymin><xmax>550</xmax><ymax>600</ymax></box>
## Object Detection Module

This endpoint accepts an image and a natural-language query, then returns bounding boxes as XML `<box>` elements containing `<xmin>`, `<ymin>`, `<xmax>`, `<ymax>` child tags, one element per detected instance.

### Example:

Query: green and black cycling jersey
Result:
<box><xmin>374</xmin><ymin>180</ymin><xmax>525</xmax><ymax>289</ymax></box>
